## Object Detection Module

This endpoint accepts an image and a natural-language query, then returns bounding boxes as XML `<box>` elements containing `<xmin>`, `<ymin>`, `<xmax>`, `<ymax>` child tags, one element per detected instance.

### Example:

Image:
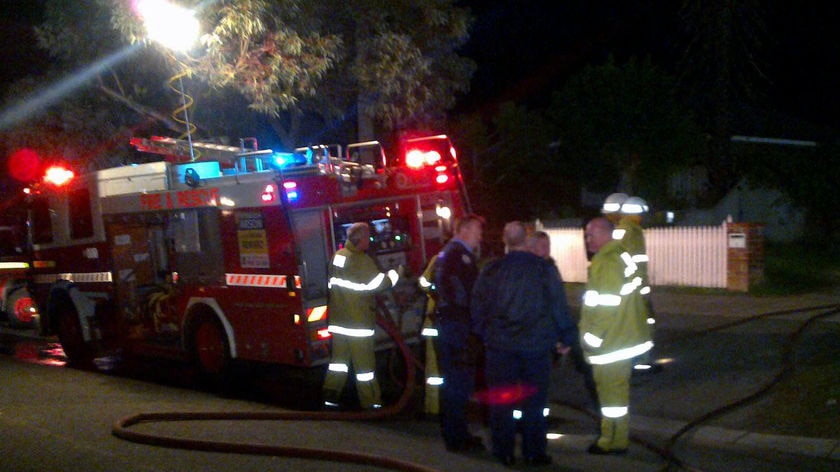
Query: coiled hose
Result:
<box><xmin>113</xmin><ymin>309</ymin><xmax>441</xmax><ymax>472</ymax></box>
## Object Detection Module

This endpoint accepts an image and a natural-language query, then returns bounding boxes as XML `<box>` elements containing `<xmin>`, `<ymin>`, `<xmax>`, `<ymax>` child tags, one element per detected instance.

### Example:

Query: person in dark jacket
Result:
<box><xmin>472</xmin><ymin>221</ymin><xmax>577</xmax><ymax>467</ymax></box>
<box><xmin>433</xmin><ymin>213</ymin><xmax>485</xmax><ymax>452</ymax></box>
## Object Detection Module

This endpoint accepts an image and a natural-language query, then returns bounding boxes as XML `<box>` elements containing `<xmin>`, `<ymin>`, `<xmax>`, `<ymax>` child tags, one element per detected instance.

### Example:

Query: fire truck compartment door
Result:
<box><xmin>290</xmin><ymin>210</ymin><xmax>329</xmax><ymax>303</ymax></box>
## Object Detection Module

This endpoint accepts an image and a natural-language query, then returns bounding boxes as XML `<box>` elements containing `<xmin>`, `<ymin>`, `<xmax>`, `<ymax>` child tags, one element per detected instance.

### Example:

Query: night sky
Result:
<box><xmin>4</xmin><ymin>1</ymin><xmax>840</xmax><ymax>135</ymax></box>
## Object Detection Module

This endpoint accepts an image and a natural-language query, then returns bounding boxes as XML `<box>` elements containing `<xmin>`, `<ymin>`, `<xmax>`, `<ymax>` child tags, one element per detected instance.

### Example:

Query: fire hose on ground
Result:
<box><xmin>112</xmin><ymin>303</ymin><xmax>443</xmax><ymax>472</ymax></box>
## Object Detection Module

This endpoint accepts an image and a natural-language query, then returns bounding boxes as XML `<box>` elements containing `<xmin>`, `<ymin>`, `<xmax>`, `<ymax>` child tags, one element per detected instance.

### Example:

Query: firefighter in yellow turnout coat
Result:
<box><xmin>580</xmin><ymin>217</ymin><xmax>653</xmax><ymax>454</ymax></box>
<box><xmin>323</xmin><ymin>222</ymin><xmax>399</xmax><ymax>409</ymax></box>
<box><xmin>615</xmin><ymin>196</ymin><xmax>656</xmax><ymax>371</ymax></box>
<box><xmin>418</xmin><ymin>254</ymin><xmax>442</xmax><ymax>415</ymax></box>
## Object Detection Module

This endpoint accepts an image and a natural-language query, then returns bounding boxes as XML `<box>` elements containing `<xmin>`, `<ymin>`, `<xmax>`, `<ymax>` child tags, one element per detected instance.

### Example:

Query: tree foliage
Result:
<box><xmin>678</xmin><ymin>0</ymin><xmax>770</xmax><ymax>195</ymax></box>
<box><xmin>1</xmin><ymin>0</ymin><xmax>474</xmax><ymax>174</ymax></box>
<box><xmin>103</xmin><ymin>0</ymin><xmax>474</xmax><ymax>145</ymax></box>
<box><xmin>478</xmin><ymin>102</ymin><xmax>561</xmax><ymax>222</ymax></box>
<box><xmin>547</xmin><ymin>56</ymin><xmax>704</xmax><ymax>207</ymax></box>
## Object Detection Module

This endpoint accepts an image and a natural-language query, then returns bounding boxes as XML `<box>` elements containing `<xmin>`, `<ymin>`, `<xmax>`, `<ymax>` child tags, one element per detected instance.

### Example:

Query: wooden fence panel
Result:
<box><xmin>542</xmin><ymin>224</ymin><xmax>728</xmax><ymax>288</ymax></box>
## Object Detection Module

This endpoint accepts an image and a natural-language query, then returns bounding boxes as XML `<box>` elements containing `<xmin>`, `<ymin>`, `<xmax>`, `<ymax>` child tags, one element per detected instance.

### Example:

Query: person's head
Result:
<box><xmin>454</xmin><ymin>213</ymin><xmax>484</xmax><ymax>252</ymax></box>
<box><xmin>502</xmin><ymin>221</ymin><xmax>528</xmax><ymax>252</ymax></box>
<box><xmin>346</xmin><ymin>222</ymin><xmax>371</xmax><ymax>251</ymax></box>
<box><xmin>601</xmin><ymin>192</ymin><xmax>629</xmax><ymax>224</ymax></box>
<box><xmin>527</xmin><ymin>230</ymin><xmax>551</xmax><ymax>260</ymax></box>
<box><xmin>584</xmin><ymin>217</ymin><xmax>614</xmax><ymax>255</ymax></box>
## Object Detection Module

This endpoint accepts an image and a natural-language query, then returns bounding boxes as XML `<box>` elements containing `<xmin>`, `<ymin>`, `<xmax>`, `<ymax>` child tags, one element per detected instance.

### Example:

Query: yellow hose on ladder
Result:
<box><xmin>167</xmin><ymin>70</ymin><xmax>200</xmax><ymax>160</ymax></box>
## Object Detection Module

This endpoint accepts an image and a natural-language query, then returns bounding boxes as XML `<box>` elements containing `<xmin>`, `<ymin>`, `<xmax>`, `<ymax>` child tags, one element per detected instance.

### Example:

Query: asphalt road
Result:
<box><xmin>1</xmin><ymin>288</ymin><xmax>839</xmax><ymax>471</ymax></box>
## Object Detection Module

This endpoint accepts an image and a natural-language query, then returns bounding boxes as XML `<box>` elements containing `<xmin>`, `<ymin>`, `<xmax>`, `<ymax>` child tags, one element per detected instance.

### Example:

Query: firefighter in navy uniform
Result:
<box><xmin>323</xmin><ymin>222</ymin><xmax>399</xmax><ymax>410</ymax></box>
<box><xmin>432</xmin><ymin>214</ymin><xmax>485</xmax><ymax>452</ymax></box>
<box><xmin>580</xmin><ymin>217</ymin><xmax>653</xmax><ymax>454</ymax></box>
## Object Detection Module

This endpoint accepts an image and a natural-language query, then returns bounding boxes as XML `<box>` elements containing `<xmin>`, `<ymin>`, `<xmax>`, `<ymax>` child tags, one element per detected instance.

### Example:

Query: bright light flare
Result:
<box><xmin>136</xmin><ymin>0</ymin><xmax>199</xmax><ymax>52</ymax></box>
<box><xmin>405</xmin><ymin>149</ymin><xmax>442</xmax><ymax>168</ymax></box>
<box><xmin>43</xmin><ymin>166</ymin><xmax>75</xmax><ymax>186</ymax></box>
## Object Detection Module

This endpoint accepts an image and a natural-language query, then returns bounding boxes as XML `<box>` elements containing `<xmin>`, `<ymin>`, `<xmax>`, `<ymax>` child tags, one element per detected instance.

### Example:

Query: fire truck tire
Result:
<box><xmin>53</xmin><ymin>295</ymin><xmax>94</xmax><ymax>365</ymax></box>
<box><xmin>190</xmin><ymin>314</ymin><xmax>233</xmax><ymax>389</ymax></box>
<box><xmin>4</xmin><ymin>287</ymin><xmax>36</xmax><ymax>329</ymax></box>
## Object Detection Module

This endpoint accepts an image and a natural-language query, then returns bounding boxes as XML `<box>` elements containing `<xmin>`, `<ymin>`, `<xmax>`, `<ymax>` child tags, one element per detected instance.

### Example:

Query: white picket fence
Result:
<box><xmin>540</xmin><ymin>223</ymin><xmax>729</xmax><ymax>288</ymax></box>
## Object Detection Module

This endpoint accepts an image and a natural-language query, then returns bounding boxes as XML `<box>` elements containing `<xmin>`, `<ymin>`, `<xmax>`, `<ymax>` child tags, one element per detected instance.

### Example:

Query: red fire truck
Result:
<box><xmin>27</xmin><ymin>133</ymin><xmax>469</xmax><ymax>391</ymax></box>
<box><xmin>0</xmin><ymin>214</ymin><xmax>38</xmax><ymax>329</ymax></box>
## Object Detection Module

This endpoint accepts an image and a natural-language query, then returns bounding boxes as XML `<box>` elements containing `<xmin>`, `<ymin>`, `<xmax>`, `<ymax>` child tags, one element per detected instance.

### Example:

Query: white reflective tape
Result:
<box><xmin>583</xmin><ymin>290</ymin><xmax>599</xmax><ymax>307</ymax></box>
<box><xmin>329</xmin><ymin>272</ymin><xmax>386</xmax><ymax>292</ymax></box>
<box><xmin>426</xmin><ymin>376</ymin><xmax>444</xmax><ymax>386</ymax></box>
<box><xmin>34</xmin><ymin>272</ymin><xmax>113</xmax><ymax>284</ymax></box>
<box><xmin>0</xmin><ymin>262</ymin><xmax>29</xmax><ymax>269</ymax></box>
<box><xmin>356</xmin><ymin>371</ymin><xmax>375</xmax><ymax>382</ymax></box>
<box><xmin>328</xmin><ymin>363</ymin><xmax>349</xmax><ymax>373</ymax></box>
<box><xmin>620</xmin><ymin>277</ymin><xmax>642</xmax><ymax>296</ymax></box>
<box><xmin>583</xmin><ymin>332</ymin><xmax>603</xmax><ymax>348</ymax></box>
<box><xmin>612</xmin><ymin>229</ymin><xmax>626</xmax><ymax>240</ymax></box>
<box><xmin>543</xmin><ymin>407</ymin><xmax>550</xmax><ymax>417</ymax></box>
<box><xmin>421</xmin><ymin>327</ymin><xmax>439</xmax><ymax>337</ymax></box>
<box><xmin>603</xmin><ymin>202</ymin><xmax>621</xmax><ymax>213</ymax></box>
<box><xmin>513</xmin><ymin>409</ymin><xmax>522</xmax><ymax>420</ymax></box>
<box><xmin>587</xmin><ymin>341</ymin><xmax>654</xmax><ymax>365</ymax></box>
<box><xmin>621</xmin><ymin>252</ymin><xmax>637</xmax><ymax>277</ymax></box>
<box><xmin>387</xmin><ymin>269</ymin><xmax>399</xmax><ymax>286</ymax></box>
<box><xmin>327</xmin><ymin>325</ymin><xmax>376</xmax><ymax>338</ymax></box>
<box><xmin>601</xmin><ymin>406</ymin><xmax>629</xmax><ymax>418</ymax></box>
<box><xmin>332</xmin><ymin>254</ymin><xmax>347</xmax><ymax>268</ymax></box>
<box><xmin>418</xmin><ymin>276</ymin><xmax>432</xmax><ymax>289</ymax></box>
<box><xmin>632</xmin><ymin>254</ymin><xmax>649</xmax><ymax>263</ymax></box>
<box><xmin>585</xmin><ymin>290</ymin><xmax>622</xmax><ymax>307</ymax></box>
<box><xmin>640</xmin><ymin>286</ymin><xmax>651</xmax><ymax>295</ymax></box>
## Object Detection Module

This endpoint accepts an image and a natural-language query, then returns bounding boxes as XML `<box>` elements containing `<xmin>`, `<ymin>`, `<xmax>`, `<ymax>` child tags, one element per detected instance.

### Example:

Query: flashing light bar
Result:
<box><xmin>283</xmin><ymin>181</ymin><xmax>299</xmax><ymax>202</ymax></box>
<box><xmin>405</xmin><ymin>149</ymin><xmax>442</xmax><ymax>169</ymax></box>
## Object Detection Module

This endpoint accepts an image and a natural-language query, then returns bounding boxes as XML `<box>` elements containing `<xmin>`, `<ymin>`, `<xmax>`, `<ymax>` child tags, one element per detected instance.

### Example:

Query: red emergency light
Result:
<box><xmin>43</xmin><ymin>166</ymin><xmax>75</xmax><ymax>186</ymax></box>
<box><xmin>261</xmin><ymin>184</ymin><xmax>277</xmax><ymax>203</ymax></box>
<box><xmin>405</xmin><ymin>149</ymin><xmax>442</xmax><ymax>169</ymax></box>
<box><xmin>434</xmin><ymin>165</ymin><xmax>450</xmax><ymax>184</ymax></box>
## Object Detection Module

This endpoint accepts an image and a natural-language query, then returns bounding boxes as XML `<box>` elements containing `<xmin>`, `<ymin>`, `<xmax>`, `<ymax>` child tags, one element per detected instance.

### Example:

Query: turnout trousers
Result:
<box><xmin>591</xmin><ymin>359</ymin><xmax>632</xmax><ymax>450</ymax></box>
<box><xmin>322</xmin><ymin>332</ymin><xmax>381</xmax><ymax>409</ymax></box>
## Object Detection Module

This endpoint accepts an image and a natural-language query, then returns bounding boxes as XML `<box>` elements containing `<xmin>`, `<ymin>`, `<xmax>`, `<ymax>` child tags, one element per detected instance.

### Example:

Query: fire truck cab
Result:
<box><xmin>28</xmin><ymin>134</ymin><xmax>468</xmax><ymax>391</ymax></box>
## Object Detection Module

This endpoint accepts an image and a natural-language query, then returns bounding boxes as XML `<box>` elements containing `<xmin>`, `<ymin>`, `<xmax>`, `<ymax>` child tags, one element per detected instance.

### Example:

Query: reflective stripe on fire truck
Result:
<box><xmin>33</xmin><ymin>272</ymin><xmax>113</xmax><ymax>284</ymax></box>
<box><xmin>0</xmin><ymin>262</ymin><xmax>29</xmax><ymax>270</ymax></box>
<box><xmin>224</xmin><ymin>273</ymin><xmax>301</xmax><ymax>289</ymax></box>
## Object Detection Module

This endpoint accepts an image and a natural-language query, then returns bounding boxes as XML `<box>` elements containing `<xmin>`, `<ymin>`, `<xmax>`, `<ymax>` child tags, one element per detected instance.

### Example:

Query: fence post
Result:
<box><xmin>726</xmin><ymin>222</ymin><xmax>765</xmax><ymax>292</ymax></box>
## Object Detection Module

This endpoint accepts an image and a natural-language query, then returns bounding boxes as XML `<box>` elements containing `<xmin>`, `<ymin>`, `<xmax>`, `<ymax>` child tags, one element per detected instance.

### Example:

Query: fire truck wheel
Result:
<box><xmin>54</xmin><ymin>296</ymin><xmax>93</xmax><ymax>365</ymax></box>
<box><xmin>190</xmin><ymin>314</ymin><xmax>232</xmax><ymax>388</ymax></box>
<box><xmin>4</xmin><ymin>288</ymin><xmax>36</xmax><ymax>329</ymax></box>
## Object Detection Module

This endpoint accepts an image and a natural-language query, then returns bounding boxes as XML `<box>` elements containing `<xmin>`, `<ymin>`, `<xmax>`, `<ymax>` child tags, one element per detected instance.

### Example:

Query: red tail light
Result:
<box><xmin>261</xmin><ymin>184</ymin><xmax>277</xmax><ymax>203</ymax></box>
